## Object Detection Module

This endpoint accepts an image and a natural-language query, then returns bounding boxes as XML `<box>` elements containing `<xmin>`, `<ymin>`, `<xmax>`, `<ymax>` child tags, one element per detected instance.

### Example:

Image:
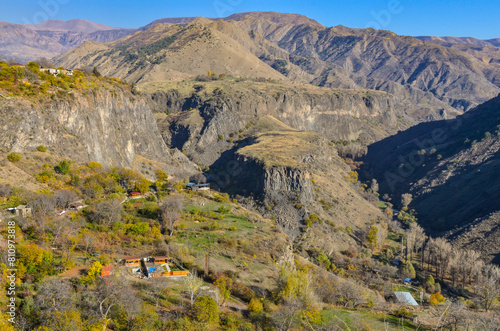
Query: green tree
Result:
<box><xmin>367</xmin><ymin>224</ymin><xmax>379</xmax><ymax>248</ymax></box>
<box><xmin>400</xmin><ymin>262</ymin><xmax>416</xmax><ymax>279</ymax></box>
<box><xmin>55</xmin><ymin>160</ymin><xmax>70</xmax><ymax>174</ymax></box>
<box><xmin>193</xmin><ymin>296</ymin><xmax>219</xmax><ymax>324</ymax></box>
<box><xmin>215</xmin><ymin>275</ymin><xmax>233</xmax><ymax>306</ymax></box>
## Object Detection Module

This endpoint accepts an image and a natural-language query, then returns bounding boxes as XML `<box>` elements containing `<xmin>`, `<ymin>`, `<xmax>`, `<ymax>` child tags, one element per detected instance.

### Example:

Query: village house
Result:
<box><xmin>120</xmin><ymin>256</ymin><xmax>189</xmax><ymax>278</ymax></box>
<box><xmin>129</xmin><ymin>191</ymin><xmax>144</xmax><ymax>199</ymax></box>
<box><xmin>40</xmin><ymin>68</ymin><xmax>74</xmax><ymax>76</ymax></box>
<box><xmin>5</xmin><ymin>205</ymin><xmax>32</xmax><ymax>218</ymax></box>
<box><xmin>186</xmin><ymin>183</ymin><xmax>210</xmax><ymax>192</ymax></box>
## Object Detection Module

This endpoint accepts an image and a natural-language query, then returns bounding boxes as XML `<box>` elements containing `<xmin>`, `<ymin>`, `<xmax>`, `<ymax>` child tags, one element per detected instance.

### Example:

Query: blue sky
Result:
<box><xmin>1</xmin><ymin>0</ymin><xmax>499</xmax><ymax>39</ymax></box>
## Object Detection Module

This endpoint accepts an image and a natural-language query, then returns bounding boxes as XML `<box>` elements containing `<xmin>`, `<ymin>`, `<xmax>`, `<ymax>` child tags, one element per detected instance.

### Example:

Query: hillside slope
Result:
<box><xmin>0</xmin><ymin>62</ymin><xmax>197</xmax><ymax>179</ymax></box>
<box><xmin>362</xmin><ymin>94</ymin><xmax>500</xmax><ymax>262</ymax></box>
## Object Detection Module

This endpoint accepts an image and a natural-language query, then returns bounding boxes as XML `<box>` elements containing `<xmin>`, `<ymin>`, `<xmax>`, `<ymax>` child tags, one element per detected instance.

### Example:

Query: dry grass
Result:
<box><xmin>239</xmin><ymin>130</ymin><xmax>322</xmax><ymax>168</ymax></box>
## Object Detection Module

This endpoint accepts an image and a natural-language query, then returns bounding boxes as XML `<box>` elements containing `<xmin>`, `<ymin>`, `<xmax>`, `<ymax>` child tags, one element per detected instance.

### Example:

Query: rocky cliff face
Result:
<box><xmin>205</xmin><ymin>127</ymin><xmax>384</xmax><ymax>244</ymax></box>
<box><xmin>0</xmin><ymin>89</ymin><xmax>198</xmax><ymax>178</ymax></box>
<box><xmin>146</xmin><ymin>80</ymin><xmax>408</xmax><ymax>167</ymax></box>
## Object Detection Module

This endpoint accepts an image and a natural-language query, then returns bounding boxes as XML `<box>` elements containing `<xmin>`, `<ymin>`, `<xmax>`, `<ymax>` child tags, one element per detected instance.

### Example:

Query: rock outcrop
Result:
<box><xmin>0</xmin><ymin>89</ymin><xmax>198</xmax><ymax>179</ymax></box>
<box><xmin>146</xmin><ymin>80</ymin><xmax>408</xmax><ymax>167</ymax></box>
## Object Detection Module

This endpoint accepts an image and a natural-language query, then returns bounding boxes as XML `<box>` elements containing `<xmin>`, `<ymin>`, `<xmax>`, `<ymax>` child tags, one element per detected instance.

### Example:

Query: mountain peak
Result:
<box><xmin>225</xmin><ymin>11</ymin><xmax>324</xmax><ymax>28</ymax></box>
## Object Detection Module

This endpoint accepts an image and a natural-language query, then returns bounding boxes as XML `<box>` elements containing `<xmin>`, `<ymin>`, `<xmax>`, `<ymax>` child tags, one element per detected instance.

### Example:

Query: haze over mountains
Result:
<box><xmin>0</xmin><ymin>19</ymin><xmax>135</xmax><ymax>63</ymax></box>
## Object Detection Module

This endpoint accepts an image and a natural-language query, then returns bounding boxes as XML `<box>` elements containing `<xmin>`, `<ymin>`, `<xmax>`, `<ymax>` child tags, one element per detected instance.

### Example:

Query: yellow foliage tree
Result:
<box><xmin>429</xmin><ymin>293</ymin><xmax>445</xmax><ymax>305</ymax></box>
<box><xmin>247</xmin><ymin>298</ymin><xmax>263</xmax><ymax>314</ymax></box>
<box><xmin>80</xmin><ymin>261</ymin><xmax>102</xmax><ymax>284</ymax></box>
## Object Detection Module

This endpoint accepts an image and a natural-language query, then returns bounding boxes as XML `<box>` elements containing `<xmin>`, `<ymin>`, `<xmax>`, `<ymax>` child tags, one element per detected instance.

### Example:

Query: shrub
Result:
<box><xmin>7</xmin><ymin>153</ymin><xmax>21</xmax><ymax>162</ymax></box>
<box><xmin>217</xmin><ymin>206</ymin><xmax>230</xmax><ymax>214</ymax></box>
<box><xmin>391</xmin><ymin>306</ymin><xmax>414</xmax><ymax>318</ymax></box>
<box><xmin>193</xmin><ymin>296</ymin><xmax>219</xmax><ymax>324</ymax></box>
<box><xmin>295</xmin><ymin>204</ymin><xmax>302</xmax><ymax>209</ymax></box>
<box><xmin>247</xmin><ymin>298</ymin><xmax>263</xmax><ymax>314</ymax></box>
<box><xmin>315</xmin><ymin>253</ymin><xmax>331</xmax><ymax>269</ymax></box>
<box><xmin>55</xmin><ymin>160</ymin><xmax>70</xmax><ymax>174</ymax></box>
<box><xmin>127</xmin><ymin>222</ymin><xmax>150</xmax><ymax>236</ymax></box>
<box><xmin>37</xmin><ymin>145</ymin><xmax>47</xmax><ymax>152</ymax></box>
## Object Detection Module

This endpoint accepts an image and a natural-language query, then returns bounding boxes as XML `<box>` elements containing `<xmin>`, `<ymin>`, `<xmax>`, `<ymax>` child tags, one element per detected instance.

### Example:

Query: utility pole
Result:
<box><xmin>205</xmin><ymin>252</ymin><xmax>209</xmax><ymax>276</ymax></box>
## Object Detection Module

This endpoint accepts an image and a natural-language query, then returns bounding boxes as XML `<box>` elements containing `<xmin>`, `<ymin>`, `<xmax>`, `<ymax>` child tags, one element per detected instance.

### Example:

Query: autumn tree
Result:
<box><xmin>247</xmin><ymin>298</ymin><xmax>264</xmax><ymax>314</ymax></box>
<box><xmin>193</xmin><ymin>296</ymin><xmax>219</xmax><ymax>325</ymax></box>
<box><xmin>371</xmin><ymin>179</ymin><xmax>379</xmax><ymax>194</ymax></box>
<box><xmin>474</xmin><ymin>264</ymin><xmax>500</xmax><ymax>311</ymax></box>
<box><xmin>214</xmin><ymin>275</ymin><xmax>233</xmax><ymax>307</ymax></box>
<box><xmin>159</xmin><ymin>195</ymin><xmax>183</xmax><ymax>236</ymax></box>
<box><xmin>183</xmin><ymin>270</ymin><xmax>204</xmax><ymax>307</ymax></box>
<box><xmin>85</xmin><ymin>198</ymin><xmax>122</xmax><ymax>226</ymax></box>
<box><xmin>429</xmin><ymin>293</ymin><xmax>445</xmax><ymax>305</ymax></box>
<box><xmin>406</xmin><ymin>223</ymin><xmax>425</xmax><ymax>261</ymax></box>
<box><xmin>41</xmin><ymin>310</ymin><xmax>83</xmax><ymax>331</ymax></box>
<box><xmin>80</xmin><ymin>261</ymin><xmax>103</xmax><ymax>284</ymax></box>
<box><xmin>367</xmin><ymin>225</ymin><xmax>379</xmax><ymax>248</ymax></box>
<box><xmin>401</xmin><ymin>193</ymin><xmax>413</xmax><ymax>210</ymax></box>
<box><xmin>34</xmin><ymin>278</ymin><xmax>75</xmax><ymax>314</ymax></box>
<box><xmin>54</xmin><ymin>189</ymin><xmax>79</xmax><ymax>209</ymax></box>
<box><xmin>134</xmin><ymin>178</ymin><xmax>151</xmax><ymax>194</ymax></box>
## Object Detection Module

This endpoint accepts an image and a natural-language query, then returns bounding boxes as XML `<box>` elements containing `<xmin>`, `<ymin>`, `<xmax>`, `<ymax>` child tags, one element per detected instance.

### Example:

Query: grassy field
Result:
<box><xmin>320</xmin><ymin>309</ymin><xmax>420</xmax><ymax>330</ymax></box>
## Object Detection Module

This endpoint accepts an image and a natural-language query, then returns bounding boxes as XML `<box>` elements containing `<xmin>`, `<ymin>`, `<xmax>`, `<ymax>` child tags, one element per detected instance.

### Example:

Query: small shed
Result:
<box><xmin>394</xmin><ymin>291</ymin><xmax>419</xmax><ymax>306</ymax></box>
<box><xmin>191</xmin><ymin>183</ymin><xmax>210</xmax><ymax>192</ymax></box>
<box><xmin>153</xmin><ymin>256</ymin><xmax>169</xmax><ymax>265</ymax></box>
<box><xmin>101</xmin><ymin>266</ymin><xmax>113</xmax><ymax>277</ymax></box>
<box><xmin>123</xmin><ymin>258</ymin><xmax>141</xmax><ymax>267</ymax></box>
<box><xmin>69</xmin><ymin>201</ymin><xmax>85</xmax><ymax>211</ymax></box>
<box><xmin>404</xmin><ymin>278</ymin><xmax>412</xmax><ymax>285</ymax></box>
<box><xmin>129</xmin><ymin>192</ymin><xmax>142</xmax><ymax>198</ymax></box>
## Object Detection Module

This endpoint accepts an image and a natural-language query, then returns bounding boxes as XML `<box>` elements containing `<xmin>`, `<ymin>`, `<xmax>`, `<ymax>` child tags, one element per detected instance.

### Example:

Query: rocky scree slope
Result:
<box><xmin>228</xmin><ymin>120</ymin><xmax>385</xmax><ymax>254</ymax></box>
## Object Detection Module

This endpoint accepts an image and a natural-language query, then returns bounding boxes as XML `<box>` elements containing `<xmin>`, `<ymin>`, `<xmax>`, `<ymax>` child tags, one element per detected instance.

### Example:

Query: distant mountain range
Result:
<box><xmin>0</xmin><ymin>19</ymin><xmax>135</xmax><ymax>63</ymax></box>
<box><xmin>48</xmin><ymin>12</ymin><xmax>499</xmax><ymax>122</ymax></box>
<box><xmin>416</xmin><ymin>36</ymin><xmax>500</xmax><ymax>47</ymax></box>
<box><xmin>1</xmin><ymin>12</ymin><xmax>499</xmax><ymax>120</ymax></box>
